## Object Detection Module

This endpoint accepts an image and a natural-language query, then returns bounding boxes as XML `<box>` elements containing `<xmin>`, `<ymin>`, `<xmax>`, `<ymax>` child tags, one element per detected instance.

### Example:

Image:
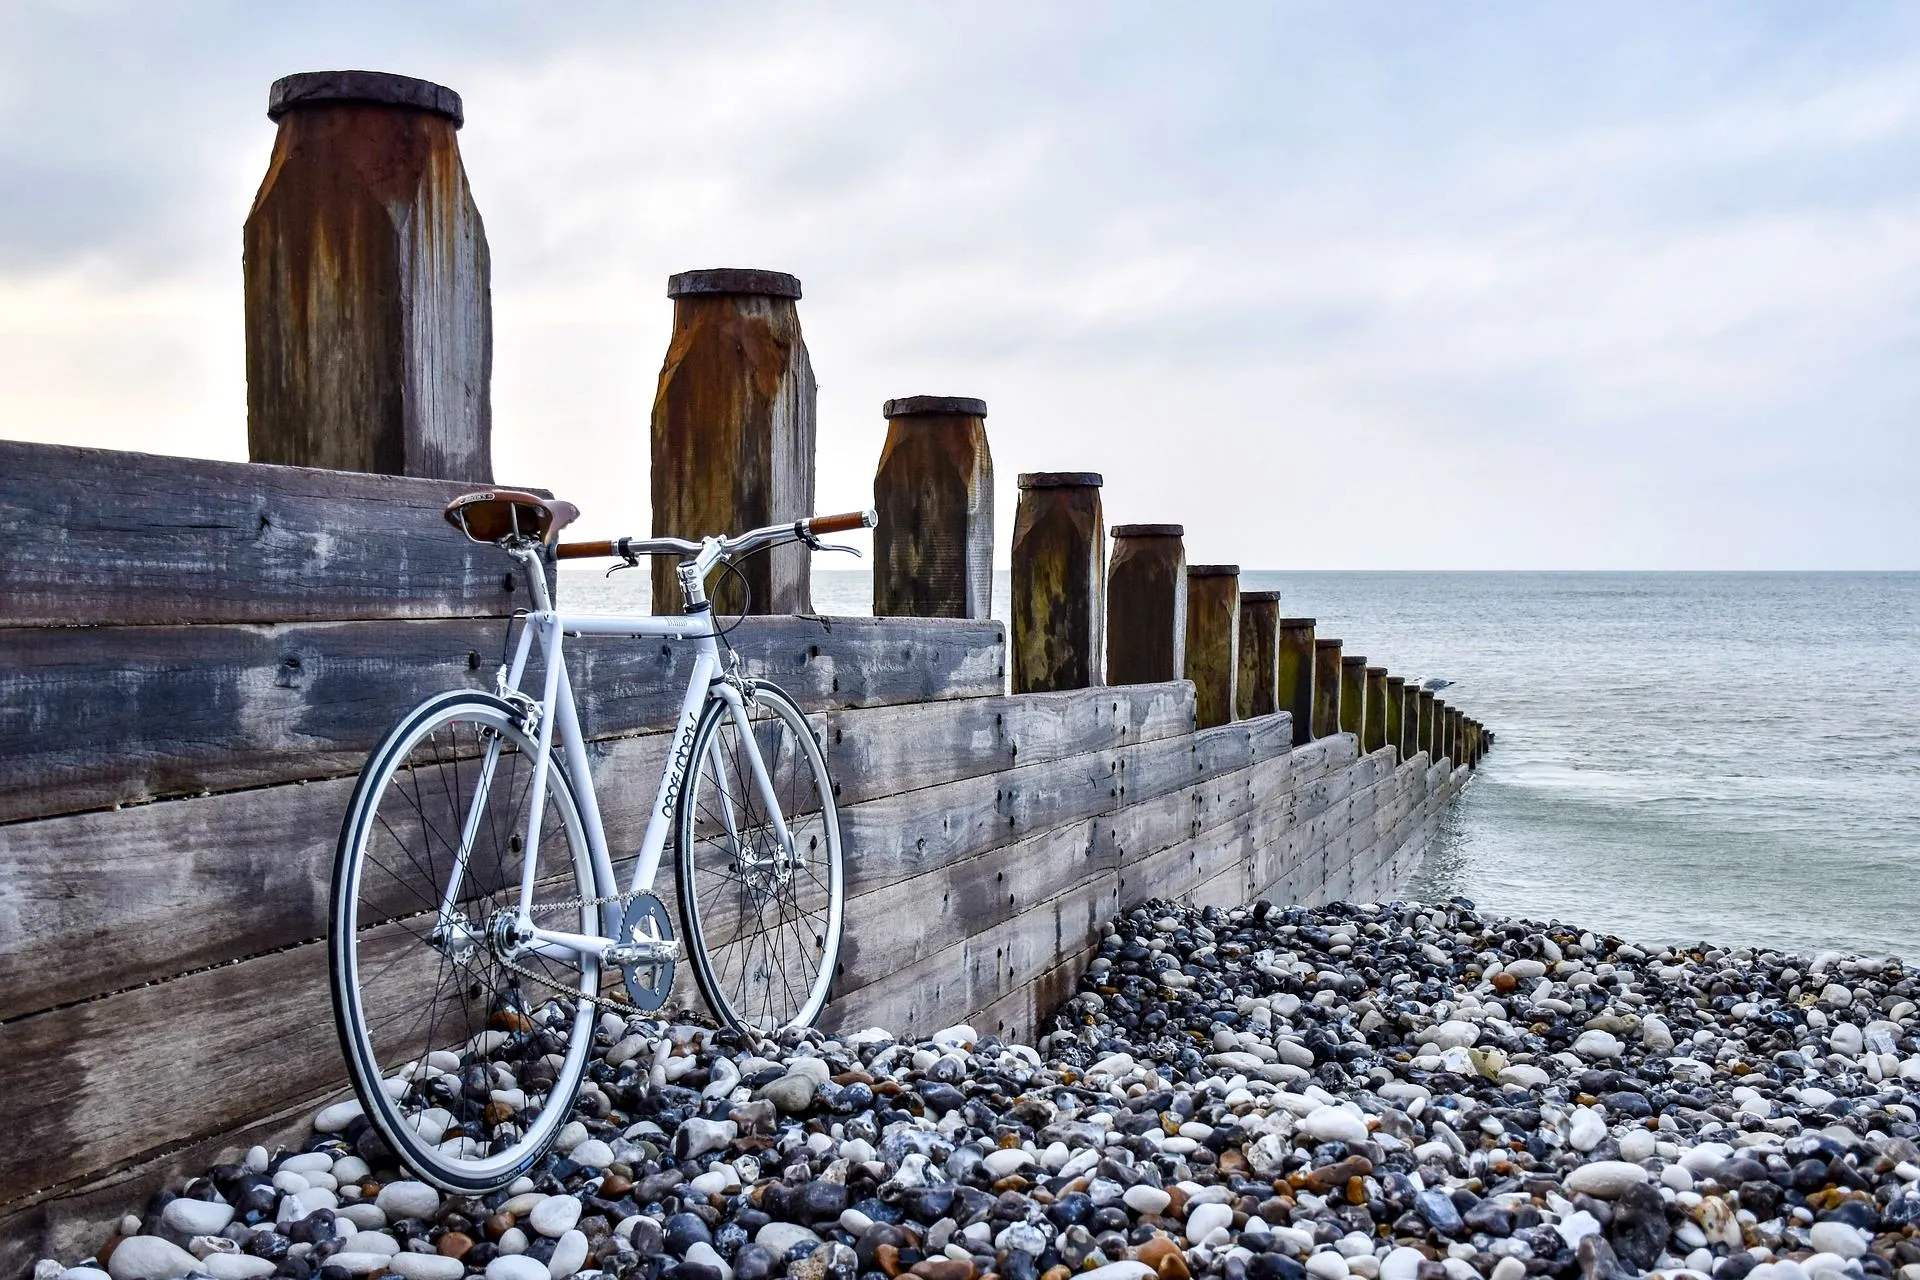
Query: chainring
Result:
<box><xmin>618</xmin><ymin>892</ymin><xmax>676</xmax><ymax>1011</ymax></box>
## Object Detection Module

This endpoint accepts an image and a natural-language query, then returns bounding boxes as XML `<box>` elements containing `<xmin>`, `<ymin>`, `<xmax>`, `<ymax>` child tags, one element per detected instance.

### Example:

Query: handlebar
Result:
<box><xmin>554</xmin><ymin>509</ymin><xmax>876</xmax><ymax>563</ymax></box>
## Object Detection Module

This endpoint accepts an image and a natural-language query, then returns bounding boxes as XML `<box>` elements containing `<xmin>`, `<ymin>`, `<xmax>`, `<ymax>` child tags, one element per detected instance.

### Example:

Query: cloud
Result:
<box><xmin>3</xmin><ymin>2</ymin><xmax>1918</xmax><ymax>567</ymax></box>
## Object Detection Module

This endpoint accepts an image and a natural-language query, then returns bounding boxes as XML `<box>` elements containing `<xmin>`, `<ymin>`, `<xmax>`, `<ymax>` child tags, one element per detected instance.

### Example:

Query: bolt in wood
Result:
<box><xmin>1363</xmin><ymin>666</ymin><xmax>1389</xmax><ymax>754</ymax></box>
<box><xmin>1417</xmin><ymin>689</ymin><xmax>1435</xmax><ymax>760</ymax></box>
<box><xmin>1339</xmin><ymin>655</ymin><xmax>1367</xmax><ymax>742</ymax></box>
<box><xmin>1385</xmin><ymin>675</ymin><xmax>1406</xmax><ymax>760</ymax></box>
<box><xmin>1278</xmin><ymin>619</ymin><xmax>1315</xmax><ymax>746</ymax></box>
<box><xmin>1184</xmin><ymin>565</ymin><xmax>1240</xmax><ymax>730</ymax></box>
<box><xmin>1312</xmin><ymin>639</ymin><xmax>1342</xmax><ymax>739</ymax></box>
<box><xmin>873</xmin><ymin>396</ymin><xmax>993</xmax><ymax>619</ymax></box>
<box><xmin>1105</xmin><ymin>525</ymin><xmax>1185</xmax><ymax>686</ymax></box>
<box><xmin>1011</xmin><ymin>472</ymin><xmax>1105</xmax><ymax>694</ymax></box>
<box><xmin>245</xmin><ymin>71</ymin><xmax>492</xmax><ymax>481</ymax></box>
<box><xmin>651</xmin><ymin>269</ymin><xmax>817</xmax><ymax>615</ymax></box>
<box><xmin>1236</xmin><ymin>591</ymin><xmax>1281</xmax><ymax>721</ymax></box>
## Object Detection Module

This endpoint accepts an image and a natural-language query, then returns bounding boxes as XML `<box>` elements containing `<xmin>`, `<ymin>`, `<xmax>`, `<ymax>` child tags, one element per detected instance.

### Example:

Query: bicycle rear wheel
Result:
<box><xmin>675</xmin><ymin>681</ymin><xmax>843</xmax><ymax>1034</ymax></box>
<box><xmin>329</xmin><ymin>691</ymin><xmax>599</xmax><ymax>1191</ymax></box>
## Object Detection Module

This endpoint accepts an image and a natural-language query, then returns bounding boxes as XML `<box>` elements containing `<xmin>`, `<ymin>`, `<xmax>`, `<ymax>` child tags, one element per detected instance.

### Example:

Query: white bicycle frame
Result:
<box><xmin>434</xmin><ymin>536</ymin><xmax>792</xmax><ymax>971</ymax></box>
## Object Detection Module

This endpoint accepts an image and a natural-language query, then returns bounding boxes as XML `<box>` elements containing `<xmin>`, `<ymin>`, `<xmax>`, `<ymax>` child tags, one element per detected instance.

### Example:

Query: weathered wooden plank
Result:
<box><xmin>0</xmin><ymin>941</ymin><xmax>343</xmax><ymax>1213</ymax></box>
<box><xmin>972</xmin><ymin>946</ymin><xmax>1094</xmax><ymax>1046</ymax></box>
<box><xmin>819</xmin><ymin>683</ymin><xmax>1191</xmax><ymax>809</ymax></box>
<box><xmin>0</xmin><ymin>1085</ymin><xmax>330</xmax><ymax>1276</ymax></box>
<box><xmin>833</xmin><ymin>821</ymin><xmax>1103</xmax><ymax>997</ymax></box>
<box><xmin>2</xmin><ymin>670</ymin><xmax>1126</xmax><ymax>1023</ymax></box>
<box><xmin>0</xmin><ymin>614</ymin><xmax>1006</xmax><ymax>824</ymax></box>
<box><xmin>826</xmin><ymin>874</ymin><xmax>1119</xmax><ymax>1038</ymax></box>
<box><xmin>0</xmin><ymin>439</ymin><xmax>545</xmax><ymax>628</ymax></box>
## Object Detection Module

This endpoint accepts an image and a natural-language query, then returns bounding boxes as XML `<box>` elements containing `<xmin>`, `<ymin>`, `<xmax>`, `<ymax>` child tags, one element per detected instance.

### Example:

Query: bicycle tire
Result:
<box><xmin>675</xmin><ymin>681</ymin><xmax>844</xmax><ymax>1034</ymax></box>
<box><xmin>329</xmin><ymin>690</ymin><xmax>599</xmax><ymax>1192</ymax></box>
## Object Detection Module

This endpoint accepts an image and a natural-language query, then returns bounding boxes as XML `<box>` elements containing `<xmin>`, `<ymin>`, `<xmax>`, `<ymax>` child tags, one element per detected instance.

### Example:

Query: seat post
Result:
<box><xmin>514</xmin><ymin>543</ymin><xmax>554</xmax><ymax>612</ymax></box>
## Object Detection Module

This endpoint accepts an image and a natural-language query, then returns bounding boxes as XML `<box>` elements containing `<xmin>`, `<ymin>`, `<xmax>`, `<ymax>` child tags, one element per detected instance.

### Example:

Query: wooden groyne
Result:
<box><xmin>0</xmin><ymin>70</ymin><xmax>1489</xmax><ymax>1268</ymax></box>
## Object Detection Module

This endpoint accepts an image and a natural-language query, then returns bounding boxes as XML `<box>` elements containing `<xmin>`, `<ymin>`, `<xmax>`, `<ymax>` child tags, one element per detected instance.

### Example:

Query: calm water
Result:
<box><xmin>561</xmin><ymin>569</ymin><xmax>1920</xmax><ymax>959</ymax></box>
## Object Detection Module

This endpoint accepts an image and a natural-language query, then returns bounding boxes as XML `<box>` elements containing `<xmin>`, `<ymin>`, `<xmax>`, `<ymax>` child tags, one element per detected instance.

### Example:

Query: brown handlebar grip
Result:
<box><xmin>807</xmin><ymin>510</ymin><xmax>875</xmax><ymax>535</ymax></box>
<box><xmin>555</xmin><ymin>540</ymin><xmax>615</xmax><ymax>560</ymax></box>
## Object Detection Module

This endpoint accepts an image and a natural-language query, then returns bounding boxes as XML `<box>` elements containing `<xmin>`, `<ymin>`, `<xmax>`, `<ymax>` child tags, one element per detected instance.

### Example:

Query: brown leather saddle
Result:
<box><xmin>444</xmin><ymin>490</ymin><xmax>581</xmax><ymax>546</ymax></box>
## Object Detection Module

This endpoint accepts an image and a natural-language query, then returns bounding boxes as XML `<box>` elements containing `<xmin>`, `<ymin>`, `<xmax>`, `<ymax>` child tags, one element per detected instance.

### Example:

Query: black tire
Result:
<box><xmin>675</xmin><ymin>681</ymin><xmax>844</xmax><ymax>1034</ymax></box>
<box><xmin>329</xmin><ymin>691</ymin><xmax>598</xmax><ymax>1192</ymax></box>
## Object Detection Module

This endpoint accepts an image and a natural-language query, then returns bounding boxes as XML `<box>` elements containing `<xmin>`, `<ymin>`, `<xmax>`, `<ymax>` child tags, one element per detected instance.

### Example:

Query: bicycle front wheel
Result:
<box><xmin>329</xmin><ymin>691</ymin><xmax>599</xmax><ymax>1192</ymax></box>
<box><xmin>676</xmin><ymin>681</ymin><xmax>844</xmax><ymax>1034</ymax></box>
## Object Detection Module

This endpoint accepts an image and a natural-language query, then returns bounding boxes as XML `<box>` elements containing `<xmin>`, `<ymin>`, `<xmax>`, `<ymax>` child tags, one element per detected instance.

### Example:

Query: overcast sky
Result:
<box><xmin>4</xmin><ymin>3</ymin><xmax>1918</xmax><ymax>568</ymax></box>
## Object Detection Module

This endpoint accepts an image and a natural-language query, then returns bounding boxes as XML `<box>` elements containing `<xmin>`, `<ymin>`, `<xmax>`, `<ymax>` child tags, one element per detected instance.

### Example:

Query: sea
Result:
<box><xmin>560</xmin><ymin>568</ymin><xmax>1920</xmax><ymax>962</ymax></box>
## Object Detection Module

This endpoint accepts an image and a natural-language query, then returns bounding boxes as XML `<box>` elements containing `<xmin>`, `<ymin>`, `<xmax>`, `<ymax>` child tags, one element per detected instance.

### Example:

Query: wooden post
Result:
<box><xmin>1468</xmin><ymin>720</ymin><xmax>1481</xmax><ymax>768</ymax></box>
<box><xmin>1339</xmin><ymin>655</ymin><xmax>1367</xmax><ymax>741</ymax></box>
<box><xmin>1011</xmin><ymin>472</ymin><xmax>1104</xmax><ymax>694</ymax></box>
<box><xmin>1363</xmin><ymin>666</ymin><xmax>1388</xmax><ymax>754</ymax></box>
<box><xmin>652</xmin><ymin>269</ymin><xmax>817</xmax><ymax>615</ymax></box>
<box><xmin>1400</xmin><ymin>682</ymin><xmax>1420</xmax><ymax>759</ymax></box>
<box><xmin>1236</xmin><ymin>591</ymin><xmax>1281</xmax><ymax>720</ymax></box>
<box><xmin>1385</xmin><ymin>675</ymin><xmax>1406</xmax><ymax>760</ymax></box>
<box><xmin>245</xmin><ymin>71</ymin><xmax>491</xmax><ymax>481</ymax></box>
<box><xmin>1184</xmin><ymin>565</ymin><xmax>1240</xmax><ymax>730</ymax></box>
<box><xmin>1430</xmin><ymin>699</ymin><xmax>1448</xmax><ymax>762</ymax></box>
<box><xmin>1105</xmin><ymin>524</ymin><xmax>1185</xmax><ymax>685</ymax></box>
<box><xmin>1450</xmin><ymin>708</ymin><xmax>1464</xmax><ymax>766</ymax></box>
<box><xmin>1278</xmin><ymin>619</ymin><xmax>1315</xmax><ymax>746</ymax></box>
<box><xmin>1416</xmin><ymin>689</ymin><xmax>1435</xmax><ymax>760</ymax></box>
<box><xmin>1311</xmin><ymin>639</ymin><xmax>1342</xmax><ymax>739</ymax></box>
<box><xmin>873</xmin><ymin>396</ymin><xmax>993</xmax><ymax>618</ymax></box>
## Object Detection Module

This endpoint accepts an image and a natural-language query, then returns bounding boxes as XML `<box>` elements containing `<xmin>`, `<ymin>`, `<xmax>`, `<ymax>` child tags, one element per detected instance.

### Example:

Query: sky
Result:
<box><xmin>3</xmin><ymin>3</ymin><xmax>1919</xmax><ymax>569</ymax></box>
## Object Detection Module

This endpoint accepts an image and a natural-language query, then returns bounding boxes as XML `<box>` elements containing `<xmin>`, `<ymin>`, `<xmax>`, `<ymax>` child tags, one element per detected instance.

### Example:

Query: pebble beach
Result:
<box><xmin>43</xmin><ymin>898</ymin><xmax>1920</xmax><ymax>1280</ymax></box>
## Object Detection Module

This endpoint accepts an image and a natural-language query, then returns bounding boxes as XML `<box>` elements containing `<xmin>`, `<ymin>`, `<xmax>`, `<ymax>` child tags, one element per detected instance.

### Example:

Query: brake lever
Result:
<box><xmin>797</xmin><ymin>531</ymin><xmax>863</xmax><ymax>558</ymax></box>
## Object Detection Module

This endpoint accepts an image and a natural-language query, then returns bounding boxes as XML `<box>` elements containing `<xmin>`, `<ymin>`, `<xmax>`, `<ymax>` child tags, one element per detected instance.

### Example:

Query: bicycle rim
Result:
<box><xmin>329</xmin><ymin>691</ymin><xmax>599</xmax><ymax>1191</ymax></box>
<box><xmin>676</xmin><ymin>683</ymin><xmax>844</xmax><ymax>1034</ymax></box>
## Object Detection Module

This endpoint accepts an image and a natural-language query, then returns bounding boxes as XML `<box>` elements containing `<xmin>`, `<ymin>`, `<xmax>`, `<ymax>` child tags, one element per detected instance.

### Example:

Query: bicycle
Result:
<box><xmin>328</xmin><ymin>488</ymin><xmax>874</xmax><ymax>1191</ymax></box>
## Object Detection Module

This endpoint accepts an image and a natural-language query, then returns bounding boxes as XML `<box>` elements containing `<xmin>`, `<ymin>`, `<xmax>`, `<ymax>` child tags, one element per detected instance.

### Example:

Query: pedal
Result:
<box><xmin>614</xmin><ymin>893</ymin><xmax>676</xmax><ymax>1011</ymax></box>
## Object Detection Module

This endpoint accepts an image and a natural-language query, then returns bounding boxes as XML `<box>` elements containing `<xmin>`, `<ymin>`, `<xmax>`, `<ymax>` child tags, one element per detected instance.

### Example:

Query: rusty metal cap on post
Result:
<box><xmin>1315</xmin><ymin>638</ymin><xmax>1342</xmax><ymax>649</ymax></box>
<box><xmin>1017</xmin><ymin>472</ymin><xmax>1102</xmax><ymax>489</ymax></box>
<box><xmin>1241</xmin><ymin>590</ymin><xmax>1282</xmax><ymax>602</ymax></box>
<box><xmin>667</xmin><ymin>269</ymin><xmax>802</xmax><ymax>299</ymax></box>
<box><xmin>1387</xmin><ymin>674</ymin><xmax>1407</xmax><ymax>686</ymax></box>
<box><xmin>1188</xmin><ymin>564</ymin><xmax>1240</xmax><ymax>577</ymax></box>
<box><xmin>1342</xmin><ymin>654</ymin><xmax>1367</xmax><ymax>667</ymax></box>
<box><xmin>1111</xmin><ymin>523</ymin><xmax>1183</xmax><ymax>538</ymax></box>
<box><xmin>884</xmin><ymin>396</ymin><xmax>987</xmax><ymax>418</ymax></box>
<box><xmin>1366</xmin><ymin>665</ymin><xmax>1389</xmax><ymax>676</ymax></box>
<box><xmin>1282</xmin><ymin>617</ymin><xmax>1316</xmax><ymax>628</ymax></box>
<box><xmin>268</xmin><ymin>71</ymin><xmax>464</xmax><ymax>126</ymax></box>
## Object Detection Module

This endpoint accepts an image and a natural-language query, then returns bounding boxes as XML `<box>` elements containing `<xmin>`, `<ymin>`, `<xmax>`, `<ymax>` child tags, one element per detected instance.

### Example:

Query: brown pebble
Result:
<box><xmin>489</xmin><ymin>1009</ymin><xmax>532</xmax><ymax>1033</ymax></box>
<box><xmin>600</xmin><ymin>1173</ymin><xmax>633</xmax><ymax>1197</ymax></box>
<box><xmin>876</xmin><ymin>1244</ymin><xmax>903</xmax><ymax>1278</ymax></box>
<box><xmin>910</xmin><ymin>1261</ymin><xmax>977</xmax><ymax>1280</ymax></box>
<box><xmin>438</xmin><ymin>1233</ymin><xmax>474</xmax><ymax>1259</ymax></box>
<box><xmin>1492</xmin><ymin>972</ymin><xmax>1518</xmax><ymax>993</ymax></box>
<box><xmin>484</xmin><ymin>1210</ymin><xmax>515</xmax><ymax>1239</ymax></box>
<box><xmin>1134</xmin><ymin>1236</ymin><xmax>1183</xmax><ymax>1271</ymax></box>
<box><xmin>483</xmin><ymin>1100</ymin><xmax>515</xmax><ymax>1127</ymax></box>
<box><xmin>1041</xmin><ymin>1268</ymin><xmax>1071</xmax><ymax>1280</ymax></box>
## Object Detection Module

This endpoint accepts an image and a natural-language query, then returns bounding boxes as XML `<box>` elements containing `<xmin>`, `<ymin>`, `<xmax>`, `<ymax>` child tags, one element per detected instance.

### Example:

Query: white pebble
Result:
<box><xmin>374</xmin><ymin>1180</ymin><xmax>441</xmax><ymax>1221</ymax></box>
<box><xmin>1306</xmin><ymin>1253</ymin><xmax>1350</xmax><ymax>1280</ymax></box>
<box><xmin>1808</xmin><ymin>1222</ymin><xmax>1868</xmax><ymax>1259</ymax></box>
<box><xmin>547</xmin><ymin>1229</ymin><xmax>590</xmax><ymax>1279</ymax></box>
<box><xmin>1122</xmin><ymin>1184</ymin><xmax>1171</xmax><ymax>1215</ymax></box>
<box><xmin>486</xmin><ymin>1258</ymin><xmax>551</xmax><ymax>1280</ymax></box>
<box><xmin>160</xmin><ymin>1198</ymin><xmax>235</xmax><ymax>1236</ymax></box>
<box><xmin>1186</xmin><ymin>1201</ymin><xmax>1233</xmax><ymax>1243</ymax></box>
<box><xmin>312</xmin><ymin>1099</ymin><xmax>364</xmax><ymax>1132</ymax></box>
<box><xmin>1564</xmin><ymin>1161</ymin><xmax>1649</xmax><ymax>1197</ymax></box>
<box><xmin>529</xmin><ymin>1192</ymin><xmax>583</xmax><ymax>1237</ymax></box>
<box><xmin>389</xmin><ymin>1258</ymin><xmax>466</xmax><ymax>1280</ymax></box>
